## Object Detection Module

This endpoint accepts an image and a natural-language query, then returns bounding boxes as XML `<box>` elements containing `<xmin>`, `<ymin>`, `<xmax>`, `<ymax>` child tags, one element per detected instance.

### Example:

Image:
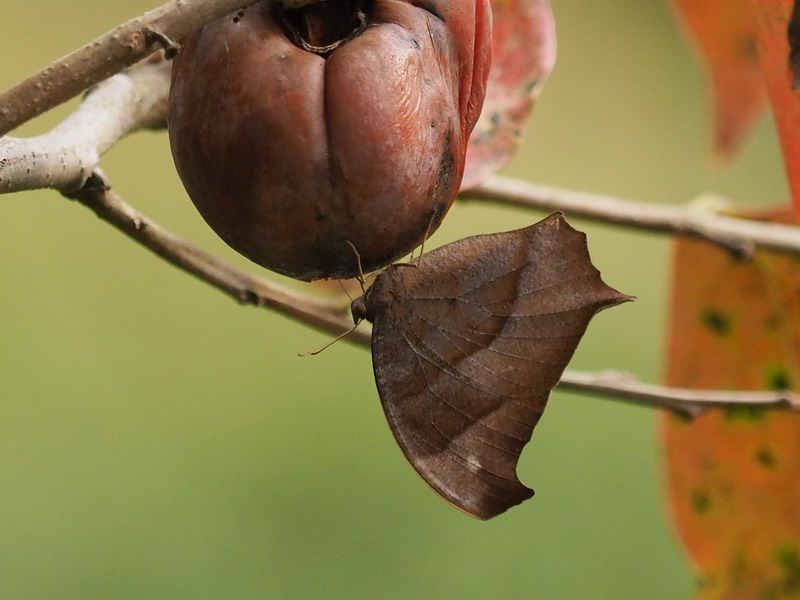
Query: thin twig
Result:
<box><xmin>0</xmin><ymin>0</ymin><xmax>251</xmax><ymax>136</ymax></box>
<box><xmin>65</xmin><ymin>173</ymin><xmax>800</xmax><ymax>419</ymax></box>
<box><xmin>66</xmin><ymin>171</ymin><xmax>371</xmax><ymax>348</ymax></box>
<box><xmin>559</xmin><ymin>370</ymin><xmax>800</xmax><ymax>419</ymax></box>
<box><xmin>469</xmin><ymin>176</ymin><xmax>800</xmax><ymax>257</ymax></box>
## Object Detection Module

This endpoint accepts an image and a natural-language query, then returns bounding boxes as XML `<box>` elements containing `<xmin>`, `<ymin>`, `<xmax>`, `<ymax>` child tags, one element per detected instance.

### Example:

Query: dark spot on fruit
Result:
<box><xmin>755</xmin><ymin>445</ymin><xmax>777</xmax><ymax>468</ymax></box>
<box><xmin>724</xmin><ymin>406</ymin><xmax>768</xmax><ymax>423</ymax></box>
<box><xmin>730</xmin><ymin>553</ymin><xmax>748</xmax><ymax>587</ymax></box>
<box><xmin>737</xmin><ymin>35</ymin><xmax>758</xmax><ymax>62</ymax></box>
<box><xmin>433</xmin><ymin>131</ymin><xmax>455</xmax><ymax>200</ymax></box>
<box><xmin>694</xmin><ymin>575</ymin><xmax>713</xmax><ymax>592</ymax></box>
<box><xmin>766</xmin><ymin>364</ymin><xmax>791</xmax><ymax>391</ymax></box>
<box><xmin>765</xmin><ymin>313</ymin><xmax>781</xmax><ymax>331</ymax></box>
<box><xmin>700</xmin><ymin>307</ymin><xmax>732</xmax><ymax>336</ymax></box>
<box><xmin>775</xmin><ymin>545</ymin><xmax>800</xmax><ymax>591</ymax></box>
<box><xmin>429</xmin><ymin>201</ymin><xmax>448</xmax><ymax>231</ymax></box>
<box><xmin>691</xmin><ymin>489</ymin><xmax>711</xmax><ymax>514</ymax></box>
<box><xmin>670</xmin><ymin>410</ymin><xmax>694</xmax><ymax>424</ymax></box>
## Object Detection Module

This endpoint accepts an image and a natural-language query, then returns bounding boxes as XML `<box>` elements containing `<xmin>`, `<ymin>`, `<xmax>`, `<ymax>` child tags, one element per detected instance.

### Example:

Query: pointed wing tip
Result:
<box><xmin>432</xmin><ymin>478</ymin><xmax>535</xmax><ymax>520</ymax></box>
<box><xmin>613</xmin><ymin>291</ymin><xmax>636</xmax><ymax>306</ymax></box>
<box><xmin>593</xmin><ymin>289</ymin><xmax>635</xmax><ymax>316</ymax></box>
<box><xmin>464</xmin><ymin>486</ymin><xmax>536</xmax><ymax>521</ymax></box>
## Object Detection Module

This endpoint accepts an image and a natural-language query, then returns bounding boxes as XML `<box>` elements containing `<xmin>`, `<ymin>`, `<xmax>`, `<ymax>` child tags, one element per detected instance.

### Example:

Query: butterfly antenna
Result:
<box><xmin>406</xmin><ymin>207</ymin><xmax>441</xmax><ymax>268</ymax></box>
<box><xmin>337</xmin><ymin>278</ymin><xmax>355</xmax><ymax>303</ymax></box>
<box><xmin>344</xmin><ymin>239</ymin><xmax>367</xmax><ymax>294</ymax></box>
<box><xmin>300</xmin><ymin>240</ymin><xmax>370</xmax><ymax>357</ymax></box>
<box><xmin>414</xmin><ymin>231</ymin><xmax>429</xmax><ymax>268</ymax></box>
<box><xmin>298</xmin><ymin>321</ymin><xmax>363</xmax><ymax>357</ymax></box>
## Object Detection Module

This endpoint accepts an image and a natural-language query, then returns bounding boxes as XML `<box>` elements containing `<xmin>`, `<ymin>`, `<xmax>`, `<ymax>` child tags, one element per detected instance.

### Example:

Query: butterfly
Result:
<box><xmin>351</xmin><ymin>212</ymin><xmax>632</xmax><ymax>519</ymax></box>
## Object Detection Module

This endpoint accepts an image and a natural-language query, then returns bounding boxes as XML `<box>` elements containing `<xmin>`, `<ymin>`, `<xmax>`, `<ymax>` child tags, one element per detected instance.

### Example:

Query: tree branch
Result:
<box><xmin>0</xmin><ymin>57</ymin><xmax>170</xmax><ymax>193</ymax></box>
<box><xmin>3</xmin><ymin>56</ymin><xmax>799</xmax><ymax>258</ymax></box>
<box><xmin>469</xmin><ymin>177</ymin><xmax>800</xmax><ymax>257</ymax></box>
<box><xmin>0</xmin><ymin>0</ymin><xmax>252</xmax><ymax>136</ymax></box>
<box><xmin>3</xmin><ymin>5</ymin><xmax>798</xmax><ymax>418</ymax></box>
<box><xmin>560</xmin><ymin>370</ymin><xmax>800</xmax><ymax>418</ymax></box>
<box><xmin>65</xmin><ymin>171</ymin><xmax>371</xmax><ymax>348</ymax></box>
<box><xmin>64</xmin><ymin>173</ymin><xmax>800</xmax><ymax>420</ymax></box>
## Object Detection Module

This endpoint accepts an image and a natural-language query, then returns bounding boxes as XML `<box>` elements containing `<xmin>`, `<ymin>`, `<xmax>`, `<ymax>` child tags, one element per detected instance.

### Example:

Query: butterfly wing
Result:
<box><xmin>368</xmin><ymin>213</ymin><xmax>631</xmax><ymax>519</ymax></box>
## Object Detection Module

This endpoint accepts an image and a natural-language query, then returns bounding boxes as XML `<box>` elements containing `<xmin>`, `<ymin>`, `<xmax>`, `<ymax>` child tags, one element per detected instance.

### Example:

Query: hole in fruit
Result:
<box><xmin>271</xmin><ymin>0</ymin><xmax>372</xmax><ymax>57</ymax></box>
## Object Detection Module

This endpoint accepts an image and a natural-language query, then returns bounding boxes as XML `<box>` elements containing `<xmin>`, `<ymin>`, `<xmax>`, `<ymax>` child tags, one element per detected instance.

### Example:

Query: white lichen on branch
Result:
<box><xmin>0</xmin><ymin>58</ymin><xmax>170</xmax><ymax>193</ymax></box>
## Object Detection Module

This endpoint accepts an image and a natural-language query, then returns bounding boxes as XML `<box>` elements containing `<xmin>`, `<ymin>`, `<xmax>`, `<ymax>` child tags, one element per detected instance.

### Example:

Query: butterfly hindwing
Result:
<box><xmin>364</xmin><ymin>213</ymin><xmax>631</xmax><ymax>519</ymax></box>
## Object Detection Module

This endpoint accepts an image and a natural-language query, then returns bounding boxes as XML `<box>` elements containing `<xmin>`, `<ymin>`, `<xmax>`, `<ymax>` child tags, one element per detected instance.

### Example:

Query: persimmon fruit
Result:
<box><xmin>168</xmin><ymin>0</ymin><xmax>491</xmax><ymax>280</ymax></box>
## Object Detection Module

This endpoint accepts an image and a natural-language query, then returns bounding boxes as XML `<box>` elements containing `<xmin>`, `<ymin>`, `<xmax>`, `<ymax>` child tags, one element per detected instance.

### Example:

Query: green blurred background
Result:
<box><xmin>0</xmin><ymin>2</ymin><xmax>789</xmax><ymax>599</ymax></box>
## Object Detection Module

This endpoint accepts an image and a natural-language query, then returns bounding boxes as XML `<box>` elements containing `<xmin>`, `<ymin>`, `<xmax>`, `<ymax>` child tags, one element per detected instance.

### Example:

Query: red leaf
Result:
<box><xmin>670</xmin><ymin>0</ymin><xmax>767</xmax><ymax>160</ymax></box>
<box><xmin>751</xmin><ymin>0</ymin><xmax>800</xmax><ymax>217</ymax></box>
<box><xmin>662</xmin><ymin>207</ymin><xmax>800</xmax><ymax>599</ymax></box>
<box><xmin>461</xmin><ymin>0</ymin><xmax>556</xmax><ymax>190</ymax></box>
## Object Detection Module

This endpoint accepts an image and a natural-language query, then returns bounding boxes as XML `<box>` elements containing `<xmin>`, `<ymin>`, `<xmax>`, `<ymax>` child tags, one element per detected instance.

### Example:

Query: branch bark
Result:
<box><xmin>66</xmin><ymin>171</ymin><xmax>371</xmax><ymax>348</ymax></box>
<box><xmin>469</xmin><ymin>177</ymin><xmax>800</xmax><ymax>257</ymax></box>
<box><xmin>3</xmin><ymin>56</ymin><xmax>799</xmax><ymax>258</ymax></box>
<box><xmin>3</xmin><ymin>4</ymin><xmax>798</xmax><ymax>418</ymax></box>
<box><xmin>0</xmin><ymin>57</ymin><xmax>170</xmax><ymax>193</ymax></box>
<box><xmin>0</xmin><ymin>0</ymin><xmax>252</xmax><ymax>136</ymax></box>
<box><xmin>65</xmin><ymin>173</ymin><xmax>800</xmax><ymax>420</ymax></box>
<box><xmin>561</xmin><ymin>370</ymin><xmax>800</xmax><ymax>418</ymax></box>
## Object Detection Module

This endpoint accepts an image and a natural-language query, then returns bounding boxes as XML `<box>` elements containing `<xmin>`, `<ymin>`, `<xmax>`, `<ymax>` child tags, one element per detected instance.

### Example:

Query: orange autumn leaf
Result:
<box><xmin>670</xmin><ymin>0</ymin><xmax>767</xmax><ymax>160</ymax></box>
<box><xmin>662</xmin><ymin>207</ymin><xmax>800</xmax><ymax>599</ymax></box>
<box><xmin>751</xmin><ymin>0</ymin><xmax>800</xmax><ymax>217</ymax></box>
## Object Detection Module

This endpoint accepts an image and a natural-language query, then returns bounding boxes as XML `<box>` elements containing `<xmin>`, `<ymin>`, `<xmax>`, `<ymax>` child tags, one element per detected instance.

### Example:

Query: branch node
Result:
<box><xmin>237</xmin><ymin>288</ymin><xmax>263</xmax><ymax>306</ymax></box>
<box><xmin>63</xmin><ymin>170</ymin><xmax>109</xmax><ymax>201</ymax></box>
<box><xmin>84</xmin><ymin>170</ymin><xmax>111</xmax><ymax>193</ymax></box>
<box><xmin>141</xmin><ymin>28</ymin><xmax>180</xmax><ymax>60</ymax></box>
<box><xmin>679</xmin><ymin>194</ymin><xmax>757</xmax><ymax>260</ymax></box>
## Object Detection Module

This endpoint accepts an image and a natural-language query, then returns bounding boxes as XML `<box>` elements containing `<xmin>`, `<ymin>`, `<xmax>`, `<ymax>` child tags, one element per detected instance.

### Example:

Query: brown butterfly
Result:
<box><xmin>351</xmin><ymin>212</ymin><xmax>632</xmax><ymax>519</ymax></box>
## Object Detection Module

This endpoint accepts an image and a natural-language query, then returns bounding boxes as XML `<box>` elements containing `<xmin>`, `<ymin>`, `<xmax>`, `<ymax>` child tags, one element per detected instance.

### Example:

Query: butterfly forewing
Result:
<box><xmin>364</xmin><ymin>213</ymin><xmax>631</xmax><ymax>519</ymax></box>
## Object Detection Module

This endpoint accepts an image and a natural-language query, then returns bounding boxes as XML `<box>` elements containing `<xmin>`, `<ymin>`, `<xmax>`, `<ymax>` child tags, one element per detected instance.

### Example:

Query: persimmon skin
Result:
<box><xmin>168</xmin><ymin>1</ymin><xmax>491</xmax><ymax>281</ymax></box>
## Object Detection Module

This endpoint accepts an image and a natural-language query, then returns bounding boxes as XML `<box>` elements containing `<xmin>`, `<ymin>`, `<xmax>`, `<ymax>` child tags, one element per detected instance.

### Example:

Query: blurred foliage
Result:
<box><xmin>0</xmin><ymin>1</ymin><xmax>790</xmax><ymax>599</ymax></box>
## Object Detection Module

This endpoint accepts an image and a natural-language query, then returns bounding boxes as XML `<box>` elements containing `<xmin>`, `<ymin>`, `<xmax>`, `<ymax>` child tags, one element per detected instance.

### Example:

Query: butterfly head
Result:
<box><xmin>350</xmin><ymin>294</ymin><xmax>368</xmax><ymax>325</ymax></box>
<box><xmin>349</xmin><ymin>272</ymin><xmax>386</xmax><ymax>325</ymax></box>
